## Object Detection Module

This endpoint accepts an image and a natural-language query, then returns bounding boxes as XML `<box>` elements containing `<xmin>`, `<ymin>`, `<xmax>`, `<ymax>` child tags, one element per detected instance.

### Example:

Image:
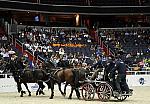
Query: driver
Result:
<box><xmin>109</xmin><ymin>55</ymin><xmax>129</xmax><ymax>94</ymax></box>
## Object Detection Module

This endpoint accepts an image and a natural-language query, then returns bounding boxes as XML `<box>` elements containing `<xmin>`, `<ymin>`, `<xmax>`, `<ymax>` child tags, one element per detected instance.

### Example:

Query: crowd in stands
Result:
<box><xmin>0</xmin><ymin>25</ymin><xmax>13</xmax><ymax>62</ymax></box>
<box><xmin>15</xmin><ymin>26</ymin><xmax>101</xmax><ymax>69</ymax></box>
<box><xmin>13</xmin><ymin>26</ymin><xmax>150</xmax><ymax>71</ymax></box>
<box><xmin>99</xmin><ymin>29</ymin><xmax>150</xmax><ymax>71</ymax></box>
<box><xmin>0</xmin><ymin>35</ymin><xmax>17</xmax><ymax>73</ymax></box>
<box><xmin>1</xmin><ymin>25</ymin><xmax>149</xmax><ymax>72</ymax></box>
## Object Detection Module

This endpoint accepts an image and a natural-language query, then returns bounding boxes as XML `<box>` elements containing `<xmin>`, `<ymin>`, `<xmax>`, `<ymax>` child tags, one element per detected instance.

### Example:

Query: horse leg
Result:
<box><xmin>57</xmin><ymin>82</ymin><xmax>65</xmax><ymax>97</ymax></box>
<box><xmin>68</xmin><ymin>86</ymin><xmax>74</xmax><ymax>99</ymax></box>
<box><xmin>17</xmin><ymin>82</ymin><xmax>21</xmax><ymax>93</ymax></box>
<box><xmin>38</xmin><ymin>81</ymin><xmax>45</xmax><ymax>95</ymax></box>
<box><xmin>36</xmin><ymin>81</ymin><xmax>41</xmax><ymax>95</ymax></box>
<box><xmin>49</xmin><ymin>80</ymin><xmax>54</xmax><ymax>99</ymax></box>
<box><xmin>75</xmin><ymin>87</ymin><xmax>81</xmax><ymax>99</ymax></box>
<box><xmin>36</xmin><ymin>82</ymin><xmax>42</xmax><ymax>96</ymax></box>
<box><xmin>64</xmin><ymin>83</ymin><xmax>68</xmax><ymax>96</ymax></box>
<box><xmin>36</xmin><ymin>86</ymin><xmax>40</xmax><ymax>96</ymax></box>
<box><xmin>17</xmin><ymin>83</ymin><xmax>24</xmax><ymax>97</ymax></box>
<box><xmin>23</xmin><ymin>83</ymin><xmax>31</xmax><ymax>96</ymax></box>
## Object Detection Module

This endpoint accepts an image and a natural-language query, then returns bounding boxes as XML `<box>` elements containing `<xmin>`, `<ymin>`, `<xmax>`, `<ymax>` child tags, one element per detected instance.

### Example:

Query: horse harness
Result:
<box><xmin>49</xmin><ymin>68</ymin><xmax>65</xmax><ymax>82</ymax></box>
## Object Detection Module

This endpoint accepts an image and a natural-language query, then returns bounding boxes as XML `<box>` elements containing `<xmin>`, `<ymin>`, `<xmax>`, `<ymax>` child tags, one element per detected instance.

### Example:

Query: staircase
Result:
<box><xmin>89</xmin><ymin>28</ymin><xmax>115</xmax><ymax>56</ymax></box>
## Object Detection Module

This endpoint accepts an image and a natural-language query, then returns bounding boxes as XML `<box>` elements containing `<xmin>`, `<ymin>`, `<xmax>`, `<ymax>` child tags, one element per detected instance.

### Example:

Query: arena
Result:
<box><xmin>0</xmin><ymin>0</ymin><xmax>150</xmax><ymax>104</ymax></box>
<box><xmin>0</xmin><ymin>86</ymin><xmax>150</xmax><ymax>104</ymax></box>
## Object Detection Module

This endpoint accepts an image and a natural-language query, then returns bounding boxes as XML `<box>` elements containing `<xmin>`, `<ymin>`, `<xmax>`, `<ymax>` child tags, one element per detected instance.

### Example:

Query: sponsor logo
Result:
<box><xmin>0</xmin><ymin>85</ymin><xmax>16</xmax><ymax>88</ymax></box>
<box><xmin>139</xmin><ymin>78</ymin><xmax>145</xmax><ymax>85</ymax></box>
<box><xmin>31</xmin><ymin>84</ymin><xmax>39</xmax><ymax>90</ymax></box>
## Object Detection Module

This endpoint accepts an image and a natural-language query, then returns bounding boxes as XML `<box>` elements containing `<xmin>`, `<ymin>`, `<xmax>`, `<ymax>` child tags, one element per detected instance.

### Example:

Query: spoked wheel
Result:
<box><xmin>81</xmin><ymin>83</ymin><xmax>95</xmax><ymax>101</ymax></box>
<box><xmin>96</xmin><ymin>82</ymin><xmax>112</xmax><ymax>102</ymax></box>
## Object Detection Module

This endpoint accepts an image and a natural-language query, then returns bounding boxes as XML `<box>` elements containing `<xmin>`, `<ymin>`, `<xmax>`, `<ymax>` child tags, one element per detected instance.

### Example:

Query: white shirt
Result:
<box><xmin>2</xmin><ymin>52</ymin><xmax>9</xmax><ymax>58</ymax></box>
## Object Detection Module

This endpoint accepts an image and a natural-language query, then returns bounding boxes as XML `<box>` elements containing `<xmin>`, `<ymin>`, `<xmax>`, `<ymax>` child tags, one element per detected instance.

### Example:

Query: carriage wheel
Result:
<box><xmin>96</xmin><ymin>82</ymin><xmax>112</xmax><ymax>102</ymax></box>
<box><xmin>81</xmin><ymin>83</ymin><xmax>95</xmax><ymax>101</ymax></box>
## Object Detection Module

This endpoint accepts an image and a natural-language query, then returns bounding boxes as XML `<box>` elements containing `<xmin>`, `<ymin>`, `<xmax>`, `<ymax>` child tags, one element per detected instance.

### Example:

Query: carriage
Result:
<box><xmin>79</xmin><ymin>69</ymin><xmax>133</xmax><ymax>101</ymax></box>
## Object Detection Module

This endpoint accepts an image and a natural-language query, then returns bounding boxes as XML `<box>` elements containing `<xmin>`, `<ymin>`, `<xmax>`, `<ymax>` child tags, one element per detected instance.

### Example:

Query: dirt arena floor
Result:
<box><xmin>0</xmin><ymin>86</ymin><xmax>150</xmax><ymax>104</ymax></box>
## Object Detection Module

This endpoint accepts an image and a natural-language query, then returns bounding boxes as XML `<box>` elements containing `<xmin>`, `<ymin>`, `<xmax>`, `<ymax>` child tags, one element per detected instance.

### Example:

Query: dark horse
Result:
<box><xmin>45</xmin><ymin>65</ymin><xmax>90</xmax><ymax>99</ymax></box>
<box><xmin>5</xmin><ymin>59</ymin><xmax>49</xmax><ymax>97</ymax></box>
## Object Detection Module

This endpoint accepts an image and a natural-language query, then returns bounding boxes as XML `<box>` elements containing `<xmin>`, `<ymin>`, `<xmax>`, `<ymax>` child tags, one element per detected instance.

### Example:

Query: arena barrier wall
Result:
<box><xmin>0</xmin><ymin>74</ymin><xmax>48</xmax><ymax>93</ymax></box>
<box><xmin>127</xmin><ymin>75</ymin><xmax>150</xmax><ymax>86</ymax></box>
<box><xmin>0</xmin><ymin>73</ymin><xmax>150</xmax><ymax>93</ymax></box>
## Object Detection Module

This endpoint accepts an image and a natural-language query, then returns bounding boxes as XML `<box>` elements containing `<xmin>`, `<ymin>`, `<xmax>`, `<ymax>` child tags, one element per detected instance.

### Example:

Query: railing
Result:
<box><xmin>1</xmin><ymin>71</ymin><xmax>150</xmax><ymax>78</ymax></box>
<box><xmin>17</xmin><ymin>25</ymin><xmax>87</xmax><ymax>33</ymax></box>
<box><xmin>9</xmin><ymin>34</ymin><xmax>44</xmax><ymax>64</ymax></box>
<box><xmin>93</xmin><ymin>29</ymin><xmax>114</xmax><ymax>56</ymax></box>
<box><xmin>127</xmin><ymin>71</ymin><xmax>150</xmax><ymax>75</ymax></box>
<box><xmin>101</xmin><ymin>38</ymin><xmax>115</xmax><ymax>56</ymax></box>
<box><xmin>0</xmin><ymin>74</ymin><xmax>13</xmax><ymax>78</ymax></box>
<box><xmin>3</xmin><ymin>0</ymin><xmax>141</xmax><ymax>6</ymax></box>
<box><xmin>99</xmin><ymin>27</ymin><xmax>150</xmax><ymax>30</ymax></box>
<box><xmin>8</xmin><ymin>34</ymin><xmax>13</xmax><ymax>44</ymax></box>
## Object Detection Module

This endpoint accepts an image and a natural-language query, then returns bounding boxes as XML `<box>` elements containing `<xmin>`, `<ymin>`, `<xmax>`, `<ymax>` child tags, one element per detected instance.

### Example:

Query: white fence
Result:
<box><xmin>0</xmin><ymin>71</ymin><xmax>150</xmax><ymax>93</ymax></box>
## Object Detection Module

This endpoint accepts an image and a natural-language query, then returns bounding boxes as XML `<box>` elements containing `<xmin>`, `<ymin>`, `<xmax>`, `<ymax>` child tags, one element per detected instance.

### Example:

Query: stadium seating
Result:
<box><xmin>98</xmin><ymin>28</ymin><xmax>150</xmax><ymax>69</ymax></box>
<box><xmin>14</xmin><ymin>26</ymin><xmax>97</xmax><ymax>66</ymax></box>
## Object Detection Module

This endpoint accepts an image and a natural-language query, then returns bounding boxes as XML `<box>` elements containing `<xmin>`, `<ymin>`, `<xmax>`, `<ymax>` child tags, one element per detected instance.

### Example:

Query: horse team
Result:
<box><xmin>4</xmin><ymin>59</ymin><xmax>90</xmax><ymax>99</ymax></box>
<box><xmin>3</xmin><ymin>57</ymin><xmax>132</xmax><ymax>101</ymax></box>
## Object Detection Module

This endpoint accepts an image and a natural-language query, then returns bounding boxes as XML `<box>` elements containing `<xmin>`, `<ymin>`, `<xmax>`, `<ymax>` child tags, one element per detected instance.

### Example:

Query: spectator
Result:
<box><xmin>59</xmin><ymin>47</ymin><xmax>65</xmax><ymax>58</ymax></box>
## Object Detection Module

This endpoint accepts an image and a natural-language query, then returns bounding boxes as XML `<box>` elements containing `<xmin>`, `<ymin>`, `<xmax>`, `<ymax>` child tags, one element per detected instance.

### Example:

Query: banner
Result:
<box><xmin>0</xmin><ymin>75</ymin><xmax>48</xmax><ymax>93</ymax></box>
<box><xmin>0</xmin><ymin>74</ymin><xmax>150</xmax><ymax>93</ymax></box>
<box><xmin>52</xmin><ymin>43</ymin><xmax>85</xmax><ymax>47</ymax></box>
<box><xmin>0</xmin><ymin>78</ymin><xmax>17</xmax><ymax>92</ymax></box>
<box><xmin>127</xmin><ymin>75</ymin><xmax>150</xmax><ymax>86</ymax></box>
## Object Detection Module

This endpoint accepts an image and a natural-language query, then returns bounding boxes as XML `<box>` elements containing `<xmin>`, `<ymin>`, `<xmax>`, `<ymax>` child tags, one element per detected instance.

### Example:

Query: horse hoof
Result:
<box><xmin>28</xmin><ymin>94</ymin><xmax>31</xmax><ymax>96</ymax></box>
<box><xmin>78</xmin><ymin>97</ymin><xmax>81</xmax><ymax>100</ymax></box>
<box><xmin>39</xmin><ymin>92</ymin><xmax>45</xmax><ymax>95</ymax></box>
<box><xmin>49</xmin><ymin>97</ymin><xmax>53</xmax><ymax>99</ymax></box>
<box><xmin>36</xmin><ymin>92</ymin><xmax>38</xmax><ymax>96</ymax></box>
<box><xmin>63</xmin><ymin>93</ymin><xmax>66</xmax><ymax>97</ymax></box>
<box><xmin>23</xmin><ymin>91</ymin><xmax>26</xmax><ymax>94</ymax></box>
<box><xmin>20</xmin><ymin>95</ymin><xmax>23</xmax><ymax>97</ymax></box>
<box><xmin>68</xmin><ymin>97</ymin><xmax>72</xmax><ymax>99</ymax></box>
<box><xmin>39</xmin><ymin>90</ymin><xmax>44</xmax><ymax>95</ymax></box>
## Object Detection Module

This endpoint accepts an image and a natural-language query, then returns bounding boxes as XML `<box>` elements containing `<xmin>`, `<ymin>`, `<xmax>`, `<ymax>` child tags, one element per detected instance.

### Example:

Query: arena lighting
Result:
<box><xmin>34</xmin><ymin>15</ymin><xmax>40</xmax><ymax>21</ymax></box>
<box><xmin>76</xmin><ymin>14</ymin><xmax>79</xmax><ymax>26</ymax></box>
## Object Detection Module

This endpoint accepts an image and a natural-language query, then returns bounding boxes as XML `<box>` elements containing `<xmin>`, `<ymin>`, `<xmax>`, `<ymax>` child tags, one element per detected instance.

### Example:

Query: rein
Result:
<box><xmin>50</xmin><ymin>68</ymin><xmax>66</xmax><ymax>82</ymax></box>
